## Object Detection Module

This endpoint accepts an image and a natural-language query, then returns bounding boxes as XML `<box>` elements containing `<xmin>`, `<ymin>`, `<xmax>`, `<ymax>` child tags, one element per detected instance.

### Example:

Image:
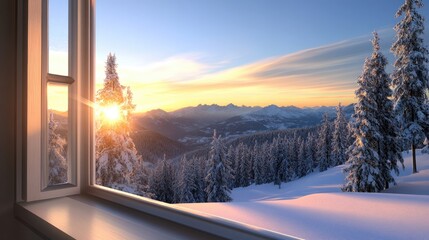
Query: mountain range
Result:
<box><xmin>133</xmin><ymin>103</ymin><xmax>354</xmax><ymax>147</ymax></box>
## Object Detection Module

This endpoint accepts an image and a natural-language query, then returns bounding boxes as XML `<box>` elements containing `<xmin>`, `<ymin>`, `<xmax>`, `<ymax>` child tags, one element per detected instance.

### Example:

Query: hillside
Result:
<box><xmin>177</xmin><ymin>150</ymin><xmax>429</xmax><ymax>239</ymax></box>
<box><xmin>134</xmin><ymin>103</ymin><xmax>354</xmax><ymax>147</ymax></box>
<box><xmin>130</xmin><ymin>129</ymin><xmax>189</xmax><ymax>165</ymax></box>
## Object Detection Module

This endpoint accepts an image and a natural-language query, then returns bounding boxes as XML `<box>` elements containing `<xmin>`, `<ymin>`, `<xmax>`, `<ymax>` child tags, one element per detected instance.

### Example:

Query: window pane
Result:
<box><xmin>48</xmin><ymin>0</ymin><xmax>69</xmax><ymax>76</ymax></box>
<box><xmin>47</xmin><ymin>83</ymin><xmax>69</xmax><ymax>185</ymax></box>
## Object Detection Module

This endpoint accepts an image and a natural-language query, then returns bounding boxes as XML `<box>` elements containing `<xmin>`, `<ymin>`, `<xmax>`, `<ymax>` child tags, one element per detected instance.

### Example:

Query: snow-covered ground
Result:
<box><xmin>178</xmin><ymin>150</ymin><xmax>429</xmax><ymax>239</ymax></box>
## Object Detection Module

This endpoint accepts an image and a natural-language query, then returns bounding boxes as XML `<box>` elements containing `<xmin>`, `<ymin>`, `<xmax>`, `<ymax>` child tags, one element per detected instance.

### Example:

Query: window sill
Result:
<box><xmin>15</xmin><ymin>194</ymin><xmax>296</xmax><ymax>240</ymax></box>
<box><xmin>15</xmin><ymin>195</ymin><xmax>221</xmax><ymax>240</ymax></box>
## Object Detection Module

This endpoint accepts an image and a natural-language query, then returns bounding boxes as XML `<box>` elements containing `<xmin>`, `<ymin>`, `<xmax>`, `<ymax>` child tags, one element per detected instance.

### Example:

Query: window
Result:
<box><xmin>21</xmin><ymin>2</ymin><xmax>269</xmax><ymax>238</ymax></box>
<box><xmin>23</xmin><ymin>0</ymin><xmax>89</xmax><ymax>201</ymax></box>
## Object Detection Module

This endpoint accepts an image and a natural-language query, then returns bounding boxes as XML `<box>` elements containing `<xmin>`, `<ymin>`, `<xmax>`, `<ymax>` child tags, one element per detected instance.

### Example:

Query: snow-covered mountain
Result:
<box><xmin>134</xmin><ymin>103</ymin><xmax>355</xmax><ymax>147</ymax></box>
<box><xmin>170</xmin><ymin>103</ymin><xmax>260</xmax><ymax>124</ymax></box>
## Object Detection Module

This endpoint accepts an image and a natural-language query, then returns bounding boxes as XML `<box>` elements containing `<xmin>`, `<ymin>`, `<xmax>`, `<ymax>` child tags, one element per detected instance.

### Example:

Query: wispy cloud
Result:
<box><xmin>96</xmin><ymin>28</ymin><xmax>427</xmax><ymax>112</ymax></box>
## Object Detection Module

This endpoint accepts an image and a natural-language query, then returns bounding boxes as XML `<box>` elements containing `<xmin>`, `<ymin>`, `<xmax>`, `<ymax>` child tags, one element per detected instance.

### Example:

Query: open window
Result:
<box><xmin>18</xmin><ymin>0</ymin><xmax>296</xmax><ymax>239</ymax></box>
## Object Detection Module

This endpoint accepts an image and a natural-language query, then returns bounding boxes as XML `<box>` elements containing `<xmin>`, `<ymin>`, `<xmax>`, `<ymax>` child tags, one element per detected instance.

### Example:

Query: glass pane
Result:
<box><xmin>47</xmin><ymin>83</ymin><xmax>69</xmax><ymax>185</ymax></box>
<box><xmin>48</xmin><ymin>0</ymin><xmax>69</xmax><ymax>76</ymax></box>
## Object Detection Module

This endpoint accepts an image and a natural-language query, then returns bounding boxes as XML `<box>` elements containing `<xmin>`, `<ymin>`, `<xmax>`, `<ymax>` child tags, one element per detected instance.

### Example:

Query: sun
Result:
<box><xmin>101</xmin><ymin>104</ymin><xmax>121</xmax><ymax>123</ymax></box>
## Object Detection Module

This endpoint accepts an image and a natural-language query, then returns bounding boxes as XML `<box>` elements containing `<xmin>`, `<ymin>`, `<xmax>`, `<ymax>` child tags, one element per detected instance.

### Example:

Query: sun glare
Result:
<box><xmin>101</xmin><ymin>104</ymin><xmax>121</xmax><ymax>123</ymax></box>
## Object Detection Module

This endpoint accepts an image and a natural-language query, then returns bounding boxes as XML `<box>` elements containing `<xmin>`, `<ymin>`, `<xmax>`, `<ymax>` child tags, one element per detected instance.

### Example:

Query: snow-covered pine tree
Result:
<box><xmin>149</xmin><ymin>155</ymin><xmax>175</xmax><ymax>203</ymax></box>
<box><xmin>177</xmin><ymin>155</ymin><xmax>196</xmax><ymax>203</ymax></box>
<box><xmin>297</xmin><ymin>138</ymin><xmax>307</xmax><ymax>178</ymax></box>
<box><xmin>370</xmin><ymin>32</ymin><xmax>404</xmax><ymax>189</ymax></box>
<box><xmin>271</xmin><ymin>136</ymin><xmax>287</xmax><ymax>188</ymax></box>
<box><xmin>331</xmin><ymin>103</ymin><xmax>348</xmax><ymax>166</ymax></box>
<box><xmin>190</xmin><ymin>156</ymin><xmax>206</xmax><ymax>202</ymax></box>
<box><xmin>343</xmin><ymin>33</ymin><xmax>386</xmax><ymax>192</ymax></box>
<box><xmin>252</xmin><ymin>141</ymin><xmax>264</xmax><ymax>185</ymax></box>
<box><xmin>286</xmin><ymin>135</ymin><xmax>299</xmax><ymax>180</ymax></box>
<box><xmin>261</xmin><ymin>141</ymin><xmax>273</xmax><ymax>183</ymax></box>
<box><xmin>205</xmin><ymin>130</ymin><xmax>232</xmax><ymax>202</ymax></box>
<box><xmin>317</xmin><ymin>113</ymin><xmax>332</xmax><ymax>172</ymax></box>
<box><xmin>95</xmin><ymin>53</ymin><xmax>143</xmax><ymax>193</ymax></box>
<box><xmin>391</xmin><ymin>0</ymin><xmax>429</xmax><ymax>173</ymax></box>
<box><xmin>226</xmin><ymin>145</ymin><xmax>236</xmax><ymax>189</ymax></box>
<box><xmin>48</xmin><ymin>112</ymin><xmax>68</xmax><ymax>185</ymax></box>
<box><xmin>305</xmin><ymin>132</ymin><xmax>316</xmax><ymax>174</ymax></box>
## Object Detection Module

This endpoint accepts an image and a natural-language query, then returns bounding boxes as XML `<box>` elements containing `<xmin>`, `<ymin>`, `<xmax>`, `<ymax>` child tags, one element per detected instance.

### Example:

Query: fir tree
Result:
<box><xmin>226</xmin><ymin>146</ymin><xmax>236</xmax><ymax>189</ymax></box>
<box><xmin>343</xmin><ymin>33</ymin><xmax>389</xmax><ymax>192</ymax></box>
<box><xmin>391</xmin><ymin>0</ymin><xmax>429</xmax><ymax>173</ymax></box>
<box><xmin>317</xmin><ymin>113</ymin><xmax>332</xmax><ymax>171</ymax></box>
<box><xmin>297</xmin><ymin>138</ymin><xmax>307</xmax><ymax>178</ymax></box>
<box><xmin>177</xmin><ymin>155</ymin><xmax>196</xmax><ymax>203</ymax></box>
<box><xmin>252</xmin><ymin>142</ymin><xmax>264</xmax><ymax>185</ymax></box>
<box><xmin>305</xmin><ymin>132</ymin><xmax>316</xmax><ymax>174</ymax></box>
<box><xmin>95</xmin><ymin>53</ymin><xmax>143</xmax><ymax>193</ymax></box>
<box><xmin>190</xmin><ymin>156</ymin><xmax>206</xmax><ymax>202</ymax></box>
<box><xmin>271</xmin><ymin>136</ymin><xmax>287</xmax><ymax>188</ymax></box>
<box><xmin>48</xmin><ymin>112</ymin><xmax>68</xmax><ymax>185</ymax></box>
<box><xmin>205</xmin><ymin>130</ymin><xmax>232</xmax><ymax>202</ymax></box>
<box><xmin>331</xmin><ymin>103</ymin><xmax>348</xmax><ymax>166</ymax></box>
<box><xmin>371</xmin><ymin>32</ymin><xmax>404</xmax><ymax>189</ymax></box>
<box><xmin>149</xmin><ymin>155</ymin><xmax>175</xmax><ymax>203</ymax></box>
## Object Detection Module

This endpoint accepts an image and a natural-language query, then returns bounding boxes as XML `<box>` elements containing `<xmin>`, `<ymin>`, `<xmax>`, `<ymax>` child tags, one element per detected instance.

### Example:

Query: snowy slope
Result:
<box><xmin>177</xmin><ymin>150</ymin><xmax>429</xmax><ymax>240</ymax></box>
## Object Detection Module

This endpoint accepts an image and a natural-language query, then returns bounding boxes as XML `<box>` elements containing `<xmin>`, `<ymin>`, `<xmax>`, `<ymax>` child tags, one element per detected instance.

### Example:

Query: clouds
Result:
<box><xmin>95</xmin><ymin>28</ymin><xmax>427</xmax><ymax>112</ymax></box>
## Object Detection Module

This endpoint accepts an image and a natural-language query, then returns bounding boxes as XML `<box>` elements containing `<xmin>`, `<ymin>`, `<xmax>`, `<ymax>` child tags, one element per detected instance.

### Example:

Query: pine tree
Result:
<box><xmin>205</xmin><ymin>130</ymin><xmax>232</xmax><ymax>202</ymax></box>
<box><xmin>261</xmin><ymin>141</ymin><xmax>273</xmax><ymax>183</ymax></box>
<box><xmin>252</xmin><ymin>142</ymin><xmax>264</xmax><ymax>185</ymax></box>
<box><xmin>317</xmin><ymin>113</ymin><xmax>332</xmax><ymax>171</ymax></box>
<box><xmin>95</xmin><ymin>53</ymin><xmax>143</xmax><ymax>193</ymax></box>
<box><xmin>48</xmin><ymin>112</ymin><xmax>68</xmax><ymax>185</ymax></box>
<box><xmin>391</xmin><ymin>0</ymin><xmax>429</xmax><ymax>173</ymax></box>
<box><xmin>149</xmin><ymin>155</ymin><xmax>175</xmax><ymax>203</ymax></box>
<box><xmin>343</xmin><ymin>33</ymin><xmax>387</xmax><ymax>192</ymax></box>
<box><xmin>271</xmin><ymin>136</ymin><xmax>287</xmax><ymax>188</ymax></box>
<box><xmin>331</xmin><ymin>103</ymin><xmax>348</xmax><ymax>166</ymax></box>
<box><xmin>297</xmin><ymin>138</ymin><xmax>307</xmax><ymax>178</ymax></box>
<box><xmin>190</xmin><ymin>156</ymin><xmax>206</xmax><ymax>202</ymax></box>
<box><xmin>371</xmin><ymin>32</ymin><xmax>404</xmax><ymax>189</ymax></box>
<box><xmin>177</xmin><ymin>155</ymin><xmax>196</xmax><ymax>203</ymax></box>
<box><xmin>305</xmin><ymin>132</ymin><xmax>316</xmax><ymax>174</ymax></box>
<box><xmin>225</xmin><ymin>145</ymin><xmax>235</xmax><ymax>188</ymax></box>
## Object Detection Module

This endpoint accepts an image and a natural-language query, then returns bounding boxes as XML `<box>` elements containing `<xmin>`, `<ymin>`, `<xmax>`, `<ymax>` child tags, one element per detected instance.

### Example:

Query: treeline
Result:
<box><xmin>147</xmin><ymin>104</ymin><xmax>352</xmax><ymax>203</ymax></box>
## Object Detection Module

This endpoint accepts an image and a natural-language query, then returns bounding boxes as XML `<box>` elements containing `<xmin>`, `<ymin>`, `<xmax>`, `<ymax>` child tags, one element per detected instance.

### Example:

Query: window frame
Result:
<box><xmin>19</xmin><ymin>1</ymin><xmax>295</xmax><ymax>239</ymax></box>
<box><xmin>23</xmin><ymin>0</ymin><xmax>86</xmax><ymax>201</ymax></box>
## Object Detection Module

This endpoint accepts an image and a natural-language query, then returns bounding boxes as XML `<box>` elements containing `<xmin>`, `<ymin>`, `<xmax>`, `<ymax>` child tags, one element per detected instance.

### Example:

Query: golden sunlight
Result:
<box><xmin>101</xmin><ymin>104</ymin><xmax>121</xmax><ymax>123</ymax></box>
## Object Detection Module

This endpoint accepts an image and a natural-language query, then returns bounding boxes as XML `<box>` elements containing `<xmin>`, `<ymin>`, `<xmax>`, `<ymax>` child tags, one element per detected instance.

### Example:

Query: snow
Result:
<box><xmin>177</xmin><ymin>150</ymin><xmax>429</xmax><ymax>239</ymax></box>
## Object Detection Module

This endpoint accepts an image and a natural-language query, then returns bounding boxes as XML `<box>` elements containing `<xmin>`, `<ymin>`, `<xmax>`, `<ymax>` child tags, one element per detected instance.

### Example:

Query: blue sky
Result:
<box><xmin>48</xmin><ymin>0</ymin><xmax>429</xmax><ymax>112</ymax></box>
<box><xmin>96</xmin><ymin>0</ymin><xmax>410</xmax><ymax>67</ymax></box>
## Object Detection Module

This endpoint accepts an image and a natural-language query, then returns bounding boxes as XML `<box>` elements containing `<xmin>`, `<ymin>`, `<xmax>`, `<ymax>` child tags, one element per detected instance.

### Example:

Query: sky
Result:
<box><xmin>49</xmin><ymin>0</ymin><xmax>429</xmax><ymax>112</ymax></box>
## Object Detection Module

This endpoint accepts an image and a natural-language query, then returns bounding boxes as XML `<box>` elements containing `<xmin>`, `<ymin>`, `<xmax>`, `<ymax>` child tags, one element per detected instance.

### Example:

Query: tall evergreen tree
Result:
<box><xmin>317</xmin><ymin>113</ymin><xmax>332</xmax><ymax>171</ymax></box>
<box><xmin>371</xmin><ymin>32</ymin><xmax>404</xmax><ymax>188</ymax></box>
<box><xmin>331</xmin><ymin>103</ymin><xmax>348</xmax><ymax>166</ymax></box>
<box><xmin>177</xmin><ymin>155</ymin><xmax>196</xmax><ymax>203</ymax></box>
<box><xmin>95</xmin><ymin>53</ymin><xmax>143</xmax><ymax>193</ymax></box>
<box><xmin>149</xmin><ymin>155</ymin><xmax>175</xmax><ymax>203</ymax></box>
<box><xmin>343</xmin><ymin>33</ymin><xmax>389</xmax><ymax>192</ymax></box>
<box><xmin>391</xmin><ymin>0</ymin><xmax>429</xmax><ymax>173</ymax></box>
<box><xmin>48</xmin><ymin>112</ymin><xmax>68</xmax><ymax>185</ymax></box>
<box><xmin>205</xmin><ymin>130</ymin><xmax>232</xmax><ymax>202</ymax></box>
<box><xmin>305</xmin><ymin>132</ymin><xmax>316</xmax><ymax>174</ymax></box>
<box><xmin>252</xmin><ymin>142</ymin><xmax>264</xmax><ymax>185</ymax></box>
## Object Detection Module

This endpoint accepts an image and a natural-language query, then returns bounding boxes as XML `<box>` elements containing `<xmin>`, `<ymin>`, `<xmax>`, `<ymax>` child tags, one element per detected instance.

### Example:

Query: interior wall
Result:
<box><xmin>0</xmin><ymin>0</ymin><xmax>42</xmax><ymax>239</ymax></box>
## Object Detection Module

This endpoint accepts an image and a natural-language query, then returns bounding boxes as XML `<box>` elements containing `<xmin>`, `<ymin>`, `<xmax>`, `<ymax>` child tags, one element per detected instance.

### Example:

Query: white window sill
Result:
<box><xmin>15</xmin><ymin>195</ymin><xmax>222</xmax><ymax>240</ymax></box>
<box><xmin>15</xmin><ymin>194</ymin><xmax>296</xmax><ymax>240</ymax></box>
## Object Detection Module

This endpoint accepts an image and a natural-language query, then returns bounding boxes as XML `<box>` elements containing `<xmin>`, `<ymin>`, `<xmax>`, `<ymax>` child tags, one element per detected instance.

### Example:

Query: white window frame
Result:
<box><xmin>19</xmin><ymin>1</ymin><xmax>294</xmax><ymax>239</ymax></box>
<box><xmin>23</xmin><ymin>0</ymin><xmax>90</xmax><ymax>201</ymax></box>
